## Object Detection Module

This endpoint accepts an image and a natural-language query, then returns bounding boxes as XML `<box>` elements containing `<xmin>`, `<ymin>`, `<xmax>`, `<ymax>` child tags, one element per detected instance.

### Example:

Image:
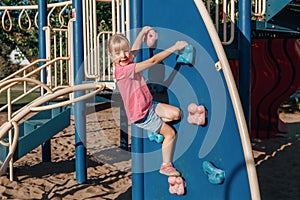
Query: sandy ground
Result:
<box><xmin>252</xmin><ymin>112</ymin><xmax>300</xmax><ymax>200</ymax></box>
<box><xmin>0</xmin><ymin>105</ymin><xmax>299</xmax><ymax>199</ymax></box>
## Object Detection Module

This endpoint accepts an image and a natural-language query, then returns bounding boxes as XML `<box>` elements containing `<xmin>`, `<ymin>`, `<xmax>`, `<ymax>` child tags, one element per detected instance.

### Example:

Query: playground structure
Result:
<box><xmin>0</xmin><ymin>0</ymin><xmax>114</xmax><ymax>181</ymax></box>
<box><xmin>0</xmin><ymin>0</ymin><xmax>299</xmax><ymax>199</ymax></box>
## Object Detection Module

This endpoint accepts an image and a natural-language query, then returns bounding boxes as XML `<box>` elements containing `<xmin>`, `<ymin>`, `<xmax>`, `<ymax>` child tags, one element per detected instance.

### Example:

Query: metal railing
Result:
<box><xmin>1</xmin><ymin>1</ymin><xmax>72</xmax><ymax>31</ymax></box>
<box><xmin>0</xmin><ymin>57</ymin><xmax>70</xmax><ymax>113</ymax></box>
<box><xmin>0</xmin><ymin>1</ymin><xmax>73</xmax><ymax>117</ymax></box>
<box><xmin>0</xmin><ymin>0</ymin><xmax>111</xmax><ymax>181</ymax></box>
<box><xmin>0</xmin><ymin>23</ymin><xmax>71</xmax><ymax>115</ymax></box>
<box><xmin>206</xmin><ymin>0</ymin><xmax>236</xmax><ymax>45</ymax></box>
<box><xmin>97</xmin><ymin>31</ymin><xmax>113</xmax><ymax>81</ymax></box>
<box><xmin>44</xmin><ymin>26</ymin><xmax>72</xmax><ymax>87</ymax></box>
<box><xmin>205</xmin><ymin>0</ymin><xmax>268</xmax><ymax>45</ymax></box>
<box><xmin>0</xmin><ymin>0</ymin><xmax>128</xmax><ymax>182</ymax></box>
<box><xmin>1</xmin><ymin>0</ymin><xmax>129</xmax><ymax>90</ymax></box>
<box><xmin>252</xmin><ymin>0</ymin><xmax>266</xmax><ymax>17</ymax></box>
<box><xmin>0</xmin><ymin>78</ymin><xmax>105</xmax><ymax>180</ymax></box>
<box><xmin>83</xmin><ymin>0</ymin><xmax>129</xmax><ymax>88</ymax></box>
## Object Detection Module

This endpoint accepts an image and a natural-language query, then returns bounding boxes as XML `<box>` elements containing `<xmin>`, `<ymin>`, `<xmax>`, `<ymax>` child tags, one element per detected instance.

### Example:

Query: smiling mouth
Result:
<box><xmin>120</xmin><ymin>57</ymin><xmax>128</xmax><ymax>61</ymax></box>
<box><xmin>119</xmin><ymin>57</ymin><xmax>130</xmax><ymax>64</ymax></box>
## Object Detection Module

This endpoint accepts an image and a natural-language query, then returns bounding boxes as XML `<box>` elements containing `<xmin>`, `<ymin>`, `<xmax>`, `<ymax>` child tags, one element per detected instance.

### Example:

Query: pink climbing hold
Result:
<box><xmin>168</xmin><ymin>176</ymin><xmax>186</xmax><ymax>195</ymax></box>
<box><xmin>187</xmin><ymin>103</ymin><xmax>206</xmax><ymax>126</ymax></box>
<box><xmin>143</xmin><ymin>29</ymin><xmax>158</xmax><ymax>48</ymax></box>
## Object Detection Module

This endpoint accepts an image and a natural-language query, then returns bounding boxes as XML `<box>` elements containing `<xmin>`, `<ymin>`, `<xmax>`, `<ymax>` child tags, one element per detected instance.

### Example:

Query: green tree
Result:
<box><xmin>0</xmin><ymin>0</ymin><xmax>39</xmax><ymax>79</ymax></box>
<box><xmin>0</xmin><ymin>0</ymin><xmax>112</xmax><ymax>79</ymax></box>
<box><xmin>96</xmin><ymin>2</ymin><xmax>112</xmax><ymax>32</ymax></box>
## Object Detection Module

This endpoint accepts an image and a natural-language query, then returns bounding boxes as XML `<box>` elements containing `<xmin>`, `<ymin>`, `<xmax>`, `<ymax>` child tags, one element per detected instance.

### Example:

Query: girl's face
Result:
<box><xmin>111</xmin><ymin>47</ymin><xmax>132</xmax><ymax>66</ymax></box>
<box><xmin>110</xmin><ymin>37</ymin><xmax>132</xmax><ymax>67</ymax></box>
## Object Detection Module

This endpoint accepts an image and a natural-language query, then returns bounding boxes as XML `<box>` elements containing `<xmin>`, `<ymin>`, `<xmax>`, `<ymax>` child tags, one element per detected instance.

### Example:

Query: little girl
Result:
<box><xmin>108</xmin><ymin>26</ymin><xmax>188</xmax><ymax>176</ymax></box>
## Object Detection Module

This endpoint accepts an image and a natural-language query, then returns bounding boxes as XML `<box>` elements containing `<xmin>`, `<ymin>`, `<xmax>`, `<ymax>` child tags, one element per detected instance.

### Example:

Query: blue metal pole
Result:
<box><xmin>131</xmin><ymin>125</ymin><xmax>144</xmax><ymax>200</ymax></box>
<box><xmin>72</xmin><ymin>0</ymin><xmax>87</xmax><ymax>183</ymax></box>
<box><xmin>120</xmin><ymin>103</ymin><xmax>128</xmax><ymax>150</ymax></box>
<box><xmin>38</xmin><ymin>0</ymin><xmax>47</xmax><ymax>64</ymax></box>
<box><xmin>238</xmin><ymin>0</ymin><xmax>251</xmax><ymax>129</ymax></box>
<box><xmin>131</xmin><ymin>0</ymin><xmax>144</xmax><ymax>199</ymax></box>
<box><xmin>38</xmin><ymin>0</ymin><xmax>51</xmax><ymax>162</ymax></box>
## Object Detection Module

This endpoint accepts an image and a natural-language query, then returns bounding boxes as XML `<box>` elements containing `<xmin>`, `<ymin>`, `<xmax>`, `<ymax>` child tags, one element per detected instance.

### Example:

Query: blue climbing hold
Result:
<box><xmin>147</xmin><ymin>131</ymin><xmax>164</xmax><ymax>143</ymax></box>
<box><xmin>202</xmin><ymin>161</ymin><xmax>225</xmax><ymax>184</ymax></box>
<box><xmin>176</xmin><ymin>44</ymin><xmax>194</xmax><ymax>65</ymax></box>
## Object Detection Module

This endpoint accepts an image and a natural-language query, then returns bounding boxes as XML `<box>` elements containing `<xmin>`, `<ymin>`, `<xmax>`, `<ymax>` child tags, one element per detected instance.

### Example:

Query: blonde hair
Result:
<box><xmin>108</xmin><ymin>33</ymin><xmax>130</xmax><ymax>54</ymax></box>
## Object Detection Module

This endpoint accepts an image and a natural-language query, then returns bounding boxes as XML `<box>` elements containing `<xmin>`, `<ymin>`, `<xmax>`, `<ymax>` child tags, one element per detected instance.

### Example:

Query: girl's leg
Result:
<box><xmin>155</xmin><ymin>102</ymin><xmax>181</xmax><ymax>163</ymax></box>
<box><xmin>155</xmin><ymin>103</ymin><xmax>181</xmax><ymax>176</ymax></box>
<box><xmin>158</xmin><ymin>121</ymin><xmax>180</xmax><ymax>176</ymax></box>
<box><xmin>159</xmin><ymin>121</ymin><xmax>176</xmax><ymax>163</ymax></box>
<box><xmin>155</xmin><ymin>103</ymin><xmax>181</xmax><ymax>122</ymax></box>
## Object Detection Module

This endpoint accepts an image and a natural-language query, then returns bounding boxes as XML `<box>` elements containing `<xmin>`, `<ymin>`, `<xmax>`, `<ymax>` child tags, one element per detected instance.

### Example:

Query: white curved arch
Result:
<box><xmin>194</xmin><ymin>0</ymin><xmax>260</xmax><ymax>199</ymax></box>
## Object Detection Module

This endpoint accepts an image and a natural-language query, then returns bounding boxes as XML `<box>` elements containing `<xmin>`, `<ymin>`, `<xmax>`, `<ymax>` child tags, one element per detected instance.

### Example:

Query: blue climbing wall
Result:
<box><xmin>131</xmin><ymin>0</ymin><xmax>252</xmax><ymax>199</ymax></box>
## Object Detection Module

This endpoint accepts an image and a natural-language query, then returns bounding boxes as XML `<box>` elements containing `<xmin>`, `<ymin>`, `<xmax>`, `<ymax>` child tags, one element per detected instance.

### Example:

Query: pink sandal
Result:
<box><xmin>159</xmin><ymin>163</ymin><xmax>180</xmax><ymax>177</ymax></box>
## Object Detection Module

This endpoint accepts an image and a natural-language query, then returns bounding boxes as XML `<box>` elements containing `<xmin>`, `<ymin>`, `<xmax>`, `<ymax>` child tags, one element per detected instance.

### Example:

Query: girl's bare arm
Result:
<box><xmin>135</xmin><ymin>41</ymin><xmax>188</xmax><ymax>73</ymax></box>
<box><xmin>131</xmin><ymin>26</ymin><xmax>153</xmax><ymax>58</ymax></box>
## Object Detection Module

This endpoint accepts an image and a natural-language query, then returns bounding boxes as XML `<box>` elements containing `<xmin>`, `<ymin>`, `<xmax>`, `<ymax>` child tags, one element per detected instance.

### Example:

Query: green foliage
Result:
<box><xmin>96</xmin><ymin>2</ymin><xmax>112</xmax><ymax>32</ymax></box>
<box><xmin>0</xmin><ymin>0</ymin><xmax>41</xmax><ymax>78</ymax></box>
<box><xmin>0</xmin><ymin>0</ymin><xmax>112</xmax><ymax>79</ymax></box>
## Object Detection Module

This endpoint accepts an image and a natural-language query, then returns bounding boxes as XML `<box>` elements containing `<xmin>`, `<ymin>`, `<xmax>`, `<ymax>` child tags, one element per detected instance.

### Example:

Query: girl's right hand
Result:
<box><xmin>142</xmin><ymin>26</ymin><xmax>153</xmax><ymax>35</ymax></box>
<box><xmin>175</xmin><ymin>41</ymin><xmax>188</xmax><ymax>51</ymax></box>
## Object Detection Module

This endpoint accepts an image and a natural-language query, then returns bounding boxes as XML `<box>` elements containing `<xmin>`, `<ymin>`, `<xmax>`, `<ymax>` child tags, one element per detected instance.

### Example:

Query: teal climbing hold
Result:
<box><xmin>202</xmin><ymin>161</ymin><xmax>225</xmax><ymax>184</ymax></box>
<box><xmin>176</xmin><ymin>44</ymin><xmax>194</xmax><ymax>65</ymax></box>
<box><xmin>147</xmin><ymin>131</ymin><xmax>164</xmax><ymax>143</ymax></box>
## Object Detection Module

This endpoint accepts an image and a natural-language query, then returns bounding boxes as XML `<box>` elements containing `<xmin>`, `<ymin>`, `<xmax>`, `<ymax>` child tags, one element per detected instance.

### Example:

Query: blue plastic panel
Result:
<box><xmin>130</xmin><ymin>0</ymin><xmax>252</xmax><ymax>199</ymax></box>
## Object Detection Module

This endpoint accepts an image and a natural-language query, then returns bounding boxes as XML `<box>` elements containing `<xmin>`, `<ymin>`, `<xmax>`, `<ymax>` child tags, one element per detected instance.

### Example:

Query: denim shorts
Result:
<box><xmin>134</xmin><ymin>101</ymin><xmax>162</xmax><ymax>133</ymax></box>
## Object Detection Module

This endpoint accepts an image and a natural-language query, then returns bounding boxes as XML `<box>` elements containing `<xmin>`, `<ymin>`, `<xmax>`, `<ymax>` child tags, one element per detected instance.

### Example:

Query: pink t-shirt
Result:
<box><xmin>115</xmin><ymin>63</ymin><xmax>152</xmax><ymax>123</ymax></box>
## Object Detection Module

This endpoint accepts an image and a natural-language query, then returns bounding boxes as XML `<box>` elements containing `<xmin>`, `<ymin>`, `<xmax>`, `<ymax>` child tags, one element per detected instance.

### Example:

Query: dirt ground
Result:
<box><xmin>0</xmin><ymin>105</ymin><xmax>299</xmax><ymax>199</ymax></box>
